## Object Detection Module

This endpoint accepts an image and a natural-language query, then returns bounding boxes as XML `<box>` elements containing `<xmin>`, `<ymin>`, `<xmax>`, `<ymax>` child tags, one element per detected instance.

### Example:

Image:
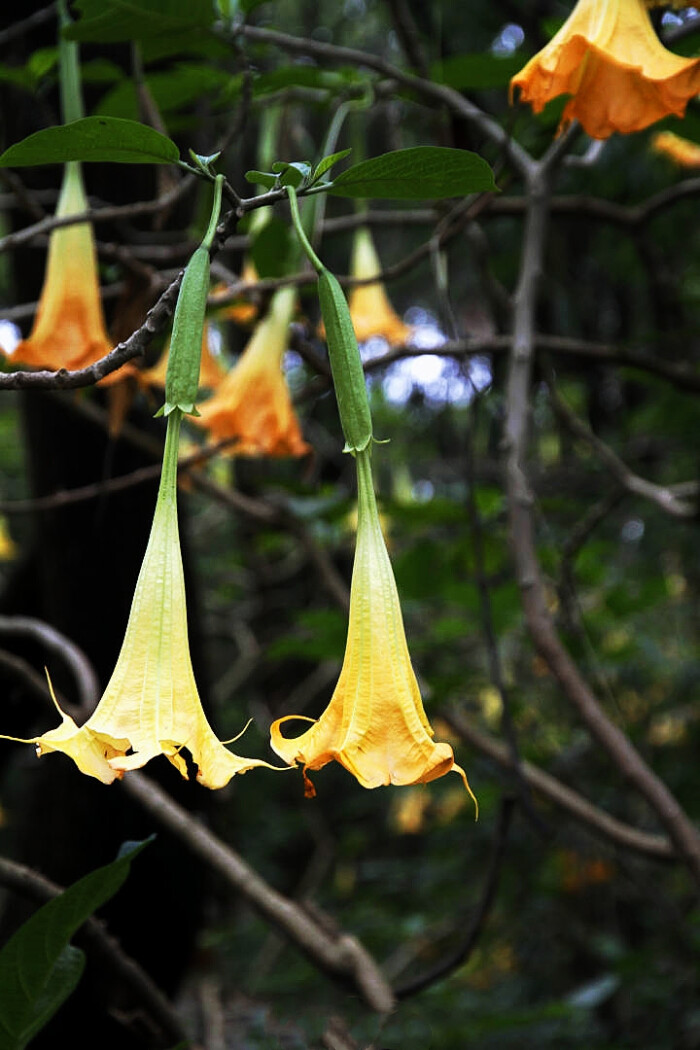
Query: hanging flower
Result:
<box><xmin>193</xmin><ymin>286</ymin><xmax>310</xmax><ymax>457</ymax></box>
<box><xmin>214</xmin><ymin>260</ymin><xmax>260</xmax><ymax>326</ymax></box>
<box><xmin>270</xmin><ymin>448</ymin><xmax>476</xmax><ymax>806</ymax></box>
<box><xmin>140</xmin><ymin>323</ymin><xmax>226</xmax><ymax>393</ymax></box>
<box><xmin>320</xmin><ymin>227</ymin><xmax>412</xmax><ymax>347</ymax></box>
<box><xmin>11</xmin><ymin>163</ymin><xmax>125</xmax><ymax>382</ymax></box>
<box><xmin>1</xmin><ymin>411</ymin><xmax>276</xmax><ymax>788</ymax></box>
<box><xmin>510</xmin><ymin>0</ymin><xmax>700</xmax><ymax>139</ymax></box>
<box><xmin>651</xmin><ymin>129</ymin><xmax>700</xmax><ymax>166</ymax></box>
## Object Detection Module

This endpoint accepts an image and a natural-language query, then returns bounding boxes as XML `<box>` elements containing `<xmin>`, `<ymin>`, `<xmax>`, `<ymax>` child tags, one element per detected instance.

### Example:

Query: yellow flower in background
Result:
<box><xmin>140</xmin><ymin>323</ymin><xmax>226</xmax><ymax>393</ymax></box>
<box><xmin>270</xmin><ymin>448</ymin><xmax>476</xmax><ymax>807</ymax></box>
<box><xmin>12</xmin><ymin>163</ymin><xmax>125</xmax><ymax>383</ymax></box>
<box><xmin>322</xmin><ymin>226</ymin><xmax>411</xmax><ymax>347</ymax></box>
<box><xmin>193</xmin><ymin>286</ymin><xmax>310</xmax><ymax>457</ymax></box>
<box><xmin>1</xmin><ymin>412</ymin><xmax>276</xmax><ymax>788</ymax></box>
<box><xmin>0</xmin><ymin>517</ymin><xmax>16</xmax><ymax>561</ymax></box>
<box><xmin>510</xmin><ymin>0</ymin><xmax>700</xmax><ymax>139</ymax></box>
<box><xmin>651</xmin><ymin>130</ymin><xmax>700</xmax><ymax>166</ymax></box>
<box><xmin>215</xmin><ymin>260</ymin><xmax>260</xmax><ymax>326</ymax></box>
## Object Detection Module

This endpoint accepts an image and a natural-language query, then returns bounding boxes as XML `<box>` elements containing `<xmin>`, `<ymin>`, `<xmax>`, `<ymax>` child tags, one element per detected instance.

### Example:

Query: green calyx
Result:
<box><xmin>317</xmin><ymin>269</ymin><xmax>373</xmax><ymax>454</ymax></box>
<box><xmin>286</xmin><ymin>184</ymin><xmax>372</xmax><ymax>454</ymax></box>
<box><xmin>160</xmin><ymin>173</ymin><xmax>224</xmax><ymax>417</ymax></box>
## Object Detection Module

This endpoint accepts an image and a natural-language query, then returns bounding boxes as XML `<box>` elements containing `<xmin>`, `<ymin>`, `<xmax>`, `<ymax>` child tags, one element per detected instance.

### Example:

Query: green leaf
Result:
<box><xmin>65</xmin><ymin>0</ymin><xmax>215</xmax><ymax>42</ymax></box>
<box><xmin>328</xmin><ymin>146</ymin><xmax>497</xmax><ymax>200</ymax></box>
<box><xmin>312</xmin><ymin>148</ymin><xmax>352</xmax><ymax>184</ymax></box>
<box><xmin>430</xmin><ymin>52</ymin><xmax>527</xmax><ymax>90</ymax></box>
<box><xmin>250</xmin><ymin>217</ymin><xmax>296</xmax><ymax>279</ymax></box>
<box><xmin>271</xmin><ymin>160</ymin><xmax>312</xmax><ymax>188</ymax></box>
<box><xmin>94</xmin><ymin>63</ymin><xmax>236</xmax><ymax>122</ymax></box>
<box><xmin>244</xmin><ymin>169</ymin><xmax>277</xmax><ymax>190</ymax></box>
<box><xmin>252</xmin><ymin>65</ymin><xmax>357</xmax><ymax>97</ymax></box>
<box><xmin>17</xmin><ymin>947</ymin><xmax>85</xmax><ymax>1050</ymax></box>
<box><xmin>0</xmin><ymin>838</ymin><xmax>151</xmax><ymax>1050</ymax></box>
<box><xmin>0</xmin><ymin>117</ymin><xmax>180</xmax><ymax>167</ymax></box>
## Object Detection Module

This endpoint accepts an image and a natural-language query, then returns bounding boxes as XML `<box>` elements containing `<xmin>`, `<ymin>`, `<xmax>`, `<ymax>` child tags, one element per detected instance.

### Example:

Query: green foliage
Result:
<box><xmin>430</xmin><ymin>51</ymin><xmax>527</xmax><ymax>89</ymax></box>
<box><xmin>0</xmin><ymin>840</ymin><xmax>151</xmax><ymax>1050</ymax></box>
<box><xmin>250</xmin><ymin>217</ymin><xmax>297</xmax><ymax>278</ymax></box>
<box><xmin>0</xmin><ymin>116</ymin><xmax>179</xmax><ymax>167</ymax></box>
<box><xmin>65</xmin><ymin>0</ymin><xmax>215</xmax><ymax>42</ymax></box>
<box><xmin>328</xmin><ymin>146</ymin><xmax>497</xmax><ymax>199</ymax></box>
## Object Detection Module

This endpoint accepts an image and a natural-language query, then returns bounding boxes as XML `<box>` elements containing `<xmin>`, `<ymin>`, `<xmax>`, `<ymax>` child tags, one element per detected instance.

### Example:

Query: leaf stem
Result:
<box><xmin>57</xmin><ymin>0</ymin><xmax>84</xmax><ymax>125</ymax></box>
<box><xmin>286</xmin><ymin>185</ymin><xmax>324</xmax><ymax>273</ymax></box>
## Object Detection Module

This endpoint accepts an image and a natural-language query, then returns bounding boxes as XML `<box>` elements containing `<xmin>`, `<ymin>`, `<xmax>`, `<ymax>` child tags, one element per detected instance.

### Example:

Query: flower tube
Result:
<box><xmin>13</xmin><ymin>163</ymin><xmax>118</xmax><ymax>377</ymax></box>
<box><xmin>510</xmin><ymin>0</ymin><xmax>700</xmax><ymax>139</ymax></box>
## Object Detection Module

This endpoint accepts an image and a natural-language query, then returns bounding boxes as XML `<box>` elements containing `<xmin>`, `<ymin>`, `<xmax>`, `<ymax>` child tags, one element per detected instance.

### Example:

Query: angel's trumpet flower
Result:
<box><xmin>140</xmin><ymin>324</ymin><xmax>226</xmax><ymax>393</ymax></box>
<box><xmin>510</xmin><ymin>0</ymin><xmax>700</xmax><ymax>139</ymax></box>
<box><xmin>270</xmin><ymin>448</ymin><xmax>476</xmax><ymax>807</ymax></box>
<box><xmin>651</xmin><ymin>130</ymin><xmax>700</xmax><ymax>167</ymax></box>
<box><xmin>193</xmin><ymin>287</ymin><xmax>310</xmax><ymax>457</ymax></box>
<box><xmin>12</xmin><ymin>163</ymin><xmax>125</xmax><ymax>382</ymax></box>
<box><xmin>319</xmin><ymin>227</ymin><xmax>411</xmax><ymax>347</ymax></box>
<box><xmin>1</xmin><ymin>411</ymin><xmax>277</xmax><ymax>788</ymax></box>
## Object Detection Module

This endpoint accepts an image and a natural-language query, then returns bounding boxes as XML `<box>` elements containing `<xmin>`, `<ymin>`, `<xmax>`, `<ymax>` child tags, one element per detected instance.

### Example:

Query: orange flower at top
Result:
<box><xmin>651</xmin><ymin>130</ymin><xmax>700</xmax><ymax>167</ymax></box>
<box><xmin>510</xmin><ymin>0</ymin><xmax>700</xmax><ymax>139</ymax></box>
<box><xmin>193</xmin><ymin>286</ymin><xmax>310</xmax><ymax>457</ymax></box>
<box><xmin>270</xmin><ymin>448</ymin><xmax>476</xmax><ymax>806</ymax></box>
<box><xmin>13</xmin><ymin>162</ymin><xmax>120</xmax><ymax>379</ymax></box>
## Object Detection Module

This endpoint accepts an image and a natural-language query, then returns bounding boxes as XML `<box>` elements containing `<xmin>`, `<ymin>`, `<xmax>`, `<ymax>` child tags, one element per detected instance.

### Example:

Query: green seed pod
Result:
<box><xmin>161</xmin><ymin>245</ymin><xmax>210</xmax><ymax>417</ymax></box>
<box><xmin>318</xmin><ymin>268</ymin><xmax>373</xmax><ymax>454</ymax></box>
<box><xmin>159</xmin><ymin>174</ymin><xmax>223</xmax><ymax>417</ymax></box>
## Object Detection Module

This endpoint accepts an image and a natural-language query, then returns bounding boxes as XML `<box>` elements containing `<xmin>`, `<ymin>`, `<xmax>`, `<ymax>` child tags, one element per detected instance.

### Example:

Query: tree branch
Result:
<box><xmin>237</xmin><ymin>24</ymin><xmax>534</xmax><ymax>177</ymax></box>
<box><xmin>502</xmin><ymin>159</ymin><xmax>700</xmax><ymax>888</ymax></box>
<box><xmin>121</xmin><ymin>772</ymin><xmax>394</xmax><ymax>1014</ymax></box>
<box><xmin>393</xmin><ymin>797</ymin><xmax>514</xmax><ymax>999</ymax></box>
<box><xmin>444</xmin><ymin>708</ymin><xmax>675</xmax><ymax>861</ymax></box>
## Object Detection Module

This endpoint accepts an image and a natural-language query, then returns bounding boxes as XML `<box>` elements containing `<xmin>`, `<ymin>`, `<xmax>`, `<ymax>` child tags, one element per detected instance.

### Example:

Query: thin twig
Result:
<box><xmin>502</xmin><ymin>144</ymin><xmax>700</xmax><ymax>888</ymax></box>
<box><xmin>0</xmin><ymin>615</ymin><xmax>99</xmax><ymax>712</ymax></box>
<box><xmin>444</xmin><ymin>708</ymin><xmax>674</xmax><ymax>861</ymax></box>
<box><xmin>0</xmin><ymin>2</ymin><xmax>56</xmax><ymax>46</ymax></box>
<box><xmin>545</xmin><ymin>367</ymin><xmax>697</xmax><ymax>519</ymax></box>
<box><xmin>237</xmin><ymin>24</ymin><xmax>534</xmax><ymax>177</ymax></box>
<box><xmin>121</xmin><ymin>772</ymin><xmax>394</xmax><ymax>1013</ymax></box>
<box><xmin>0</xmin><ymin>181</ymin><xmax>195</xmax><ymax>256</ymax></box>
<box><xmin>394</xmin><ymin>797</ymin><xmax>515</xmax><ymax>999</ymax></box>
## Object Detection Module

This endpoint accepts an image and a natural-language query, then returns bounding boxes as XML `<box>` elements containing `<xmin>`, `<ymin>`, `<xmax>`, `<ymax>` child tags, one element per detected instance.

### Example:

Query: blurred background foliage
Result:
<box><xmin>1</xmin><ymin>0</ymin><xmax>700</xmax><ymax>1047</ymax></box>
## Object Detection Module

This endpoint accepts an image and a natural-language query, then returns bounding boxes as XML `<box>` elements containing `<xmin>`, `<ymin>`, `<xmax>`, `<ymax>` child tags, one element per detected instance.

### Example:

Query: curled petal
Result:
<box><xmin>270</xmin><ymin>450</ymin><xmax>476</xmax><ymax>812</ymax></box>
<box><xmin>510</xmin><ymin>0</ymin><xmax>700</xmax><ymax>138</ymax></box>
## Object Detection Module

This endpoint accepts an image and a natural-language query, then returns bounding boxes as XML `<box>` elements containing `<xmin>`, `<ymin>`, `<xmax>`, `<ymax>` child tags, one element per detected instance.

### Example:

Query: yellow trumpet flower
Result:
<box><xmin>510</xmin><ymin>0</ymin><xmax>700</xmax><ymax>139</ymax></box>
<box><xmin>270</xmin><ymin>448</ymin><xmax>476</xmax><ymax>807</ymax></box>
<box><xmin>193</xmin><ymin>287</ymin><xmax>310</xmax><ymax>457</ymax></box>
<box><xmin>12</xmin><ymin>163</ymin><xmax>125</xmax><ymax>382</ymax></box>
<box><xmin>651</xmin><ymin>130</ymin><xmax>700</xmax><ymax>167</ymax></box>
<box><xmin>319</xmin><ymin>227</ymin><xmax>411</xmax><ymax>347</ymax></box>
<box><xmin>1</xmin><ymin>411</ymin><xmax>275</xmax><ymax>788</ymax></box>
<box><xmin>216</xmin><ymin>260</ymin><xmax>260</xmax><ymax>326</ymax></box>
